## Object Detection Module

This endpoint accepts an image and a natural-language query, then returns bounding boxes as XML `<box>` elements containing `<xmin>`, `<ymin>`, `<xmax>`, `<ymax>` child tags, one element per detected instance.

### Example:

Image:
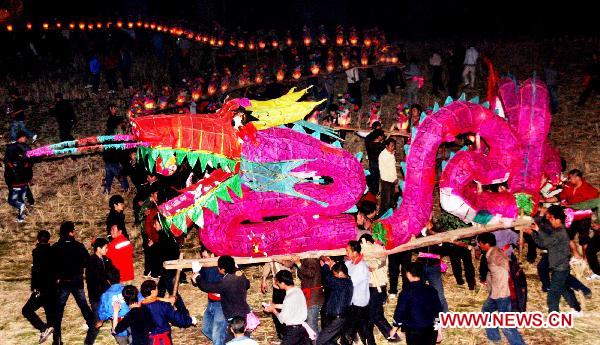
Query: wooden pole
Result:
<box><xmin>164</xmin><ymin>217</ymin><xmax>532</xmax><ymax>270</ymax></box>
<box><xmin>170</xmin><ymin>253</ymin><xmax>184</xmax><ymax>301</ymax></box>
<box><xmin>333</xmin><ymin>126</ymin><xmax>409</xmax><ymax>137</ymax></box>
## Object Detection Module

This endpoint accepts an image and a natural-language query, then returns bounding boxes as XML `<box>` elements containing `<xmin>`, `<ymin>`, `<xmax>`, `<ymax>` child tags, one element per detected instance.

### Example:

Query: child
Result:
<box><xmin>225</xmin><ymin>316</ymin><xmax>258</xmax><ymax>345</ymax></box>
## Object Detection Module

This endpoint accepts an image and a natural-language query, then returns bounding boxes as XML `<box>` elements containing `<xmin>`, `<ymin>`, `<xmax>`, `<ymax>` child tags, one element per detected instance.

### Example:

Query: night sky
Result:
<box><xmin>20</xmin><ymin>0</ymin><xmax>600</xmax><ymax>37</ymax></box>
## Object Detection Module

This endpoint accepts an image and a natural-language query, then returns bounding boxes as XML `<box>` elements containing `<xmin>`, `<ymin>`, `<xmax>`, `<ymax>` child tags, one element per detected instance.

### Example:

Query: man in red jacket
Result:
<box><xmin>107</xmin><ymin>225</ymin><xmax>134</xmax><ymax>283</ymax></box>
<box><xmin>544</xmin><ymin>169</ymin><xmax>599</xmax><ymax>259</ymax></box>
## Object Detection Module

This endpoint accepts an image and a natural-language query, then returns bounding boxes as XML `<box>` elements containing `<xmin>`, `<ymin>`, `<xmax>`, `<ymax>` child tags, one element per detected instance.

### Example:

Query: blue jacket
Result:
<box><xmin>393</xmin><ymin>281</ymin><xmax>442</xmax><ymax>329</ymax></box>
<box><xmin>321</xmin><ymin>264</ymin><xmax>353</xmax><ymax>316</ymax></box>
<box><xmin>144</xmin><ymin>299</ymin><xmax>193</xmax><ymax>335</ymax></box>
<box><xmin>89</xmin><ymin>57</ymin><xmax>101</xmax><ymax>74</ymax></box>
<box><xmin>97</xmin><ymin>284</ymin><xmax>130</xmax><ymax>337</ymax></box>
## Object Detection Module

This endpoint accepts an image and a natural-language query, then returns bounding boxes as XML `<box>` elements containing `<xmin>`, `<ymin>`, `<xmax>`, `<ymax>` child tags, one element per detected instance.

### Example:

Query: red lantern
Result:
<box><xmin>156</xmin><ymin>25</ymin><xmax>163</xmax><ymax>31</ymax></box>
<box><xmin>217</xmin><ymin>39</ymin><xmax>224</xmax><ymax>47</ymax></box>
<box><xmin>26</xmin><ymin>22</ymin><xmax>32</xmax><ymax>30</ymax></box>
<box><xmin>195</xmin><ymin>34</ymin><xmax>202</xmax><ymax>42</ymax></box>
<box><xmin>187</xmin><ymin>32</ymin><xmax>194</xmax><ymax>39</ymax></box>
<box><xmin>248</xmin><ymin>42</ymin><xmax>255</xmax><ymax>50</ymax></box>
<box><xmin>127</xmin><ymin>22</ymin><xmax>134</xmax><ymax>28</ymax></box>
<box><xmin>336</xmin><ymin>36</ymin><xmax>344</xmax><ymax>46</ymax></box>
<box><xmin>207</xmin><ymin>84</ymin><xmax>217</xmax><ymax>95</ymax></box>
<box><xmin>326</xmin><ymin>61</ymin><xmax>335</xmax><ymax>73</ymax></box>
<box><xmin>143</xmin><ymin>23</ymin><xmax>149</xmax><ymax>28</ymax></box>
<box><xmin>87</xmin><ymin>23</ymin><xmax>94</xmax><ymax>30</ymax></box>
<box><xmin>136</xmin><ymin>21</ymin><xmax>142</xmax><ymax>27</ymax></box>
<box><xmin>361</xmin><ymin>55</ymin><xmax>369</xmax><ymax>66</ymax></box>
<box><xmin>255</xmin><ymin>73</ymin><xmax>264</xmax><ymax>84</ymax></box>
<box><xmin>56</xmin><ymin>22</ymin><xmax>62</xmax><ymax>28</ymax></box>
<box><xmin>237</xmin><ymin>40</ymin><xmax>245</xmax><ymax>49</ymax></box>
<box><xmin>69</xmin><ymin>23</ymin><xmax>75</xmax><ymax>29</ymax></box>
<box><xmin>342</xmin><ymin>57</ymin><xmax>350</xmax><ymax>69</ymax></box>
<box><xmin>292</xmin><ymin>68</ymin><xmax>301</xmax><ymax>80</ymax></box>
<box><xmin>6</xmin><ymin>24</ymin><xmax>13</xmax><ymax>32</ymax></box>
<box><xmin>391</xmin><ymin>56</ymin><xmax>399</xmax><ymax>64</ymax></box>
<box><xmin>117</xmin><ymin>21</ymin><xmax>123</xmax><ymax>28</ymax></box>
<box><xmin>319</xmin><ymin>35</ymin><xmax>327</xmax><ymax>45</ymax></box>
<box><xmin>310</xmin><ymin>64</ymin><xmax>320</xmax><ymax>76</ymax></box>
<box><xmin>42</xmin><ymin>22</ymin><xmax>49</xmax><ymax>30</ymax></box>
<box><xmin>176</xmin><ymin>94</ymin><xmax>186</xmax><ymax>106</ymax></box>
<box><xmin>150</xmin><ymin>23</ymin><xmax>156</xmax><ymax>30</ymax></box>
<box><xmin>349</xmin><ymin>36</ymin><xmax>358</xmax><ymax>45</ymax></box>
<box><xmin>144</xmin><ymin>99</ymin><xmax>155</xmax><ymax>110</ymax></box>
<box><xmin>202</xmin><ymin>35</ymin><xmax>209</xmax><ymax>43</ymax></box>
<box><xmin>271</xmin><ymin>40</ymin><xmax>279</xmax><ymax>48</ymax></box>
<box><xmin>276</xmin><ymin>69</ymin><xmax>285</xmax><ymax>81</ymax></box>
<box><xmin>191</xmin><ymin>89</ymin><xmax>201</xmax><ymax>102</ymax></box>
<box><xmin>258</xmin><ymin>41</ymin><xmax>266</xmax><ymax>49</ymax></box>
<box><xmin>303</xmin><ymin>36</ymin><xmax>311</xmax><ymax>46</ymax></box>
<box><xmin>221</xmin><ymin>81</ymin><xmax>230</xmax><ymax>92</ymax></box>
<box><xmin>96</xmin><ymin>22</ymin><xmax>102</xmax><ymax>29</ymax></box>
<box><xmin>209</xmin><ymin>38</ymin><xmax>216</xmax><ymax>45</ymax></box>
<box><xmin>286</xmin><ymin>37</ymin><xmax>293</xmax><ymax>46</ymax></box>
<box><xmin>364</xmin><ymin>38</ymin><xmax>372</xmax><ymax>47</ymax></box>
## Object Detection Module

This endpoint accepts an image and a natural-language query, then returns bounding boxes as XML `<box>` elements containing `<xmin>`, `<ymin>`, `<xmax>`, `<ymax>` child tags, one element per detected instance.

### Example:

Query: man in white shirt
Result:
<box><xmin>378</xmin><ymin>138</ymin><xmax>398</xmax><ymax>216</ymax></box>
<box><xmin>344</xmin><ymin>241</ymin><xmax>375</xmax><ymax>344</ymax></box>
<box><xmin>429</xmin><ymin>52</ymin><xmax>444</xmax><ymax>95</ymax></box>
<box><xmin>264</xmin><ymin>270</ymin><xmax>313</xmax><ymax>345</ymax></box>
<box><xmin>345</xmin><ymin>65</ymin><xmax>362</xmax><ymax>107</ymax></box>
<box><xmin>462</xmin><ymin>46</ymin><xmax>479</xmax><ymax>87</ymax></box>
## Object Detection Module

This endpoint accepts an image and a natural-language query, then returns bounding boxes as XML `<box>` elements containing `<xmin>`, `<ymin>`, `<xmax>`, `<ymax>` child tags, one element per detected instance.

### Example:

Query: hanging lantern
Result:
<box><xmin>127</xmin><ymin>22</ymin><xmax>134</xmax><ymax>28</ymax></box>
<box><xmin>186</xmin><ymin>32</ymin><xmax>194</xmax><ymax>39</ymax></box>
<box><xmin>195</xmin><ymin>34</ymin><xmax>202</xmax><ymax>42</ymax></box>
<box><xmin>255</xmin><ymin>73</ymin><xmax>264</xmax><ymax>84</ymax></box>
<box><xmin>69</xmin><ymin>23</ymin><xmax>75</xmax><ymax>29</ymax></box>
<box><xmin>207</xmin><ymin>83</ymin><xmax>217</xmax><ymax>95</ymax></box>
<box><xmin>379</xmin><ymin>55</ymin><xmax>386</xmax><ymax>63</ymax></box>
<box><xmin>6</xmin><ymin>24</ymin><xmax>13</xmax><ymax>32</ymax></box>
<box><xmin>136</xmin><ymin>21</ymin><xmax>143</xmax><ymax>27</ymax></box>
<box><xmin>303</xmin><ymin>36</ymin><xmax>311</xmax><ymax>46</ymax></box>
<box><xmin>26</xmin><ymin>22</ymin><xmax>32</xmax><ymax>30</ymax></box>
<box><xmin>217</xmin><ymin>39</ymin><xmax>224</xmax><ymax>47</ymax></box>
<box><xmin>248</xmin><ymin>41</ymin><xmax>255</xmax><ymax>50</ymax></box>
<box><xmin>87</xmin><ymin>23</ymin><xmax>94</xmax><ymax>30</ymax></box>
<box><xmin>310</xmin><ymin>64</ymin><xmax>320</xmax><ymax>76</ymax></box>
<box><xmin>391</xmin><ymin>56</ymin><xmax>399</xmax><ymax>64</ymax></box>
<box><xmin>150</xmin><ymin>23</ymin><xmax>156</xmax><ymax>30</ymax></box>
<box><xmin>221</xmin><ymin>80</ymin><xmax>230</xmax><ymax>92</ymax></box>
<box><xmin>276</xmin><ymin>69</ymin><xmax>285</xmax><ymax>81</ymax></box>
<box><xmin>286</xmin><ymin>37</ymin><xmax>293</xmax><ymax>46</ymax></box>
<box><xmin>292</xmin><ymin>68</ymin><xmax>302</xmax><ymax>80</ymax></box>
<box><xmin>191</xmin><ymin>89</ymin><xmax>202</xmax><ymax>102</ymax></box>
<box><xmin>176</xmin><ymin>94</ymin><xmax>186</xmax><ymax>106</ymax></box>
<box><xmin>258</xmin><ymin>40</ymin><xmax>266</xmax><ymax>49</ymax></box>
<box><xmin>239</xmin><ymin>77</ymin><xmax>247</xmax><ymax>87</ymax></box>
<box><xmin>319</xmin><ymin>35</ymin><xmax>327</xmax><ymax>45</ymax></box>
<box><xmin>117</xmin><ymin>21</ymin><xmax>123</xmax><ymax>28</ymax></box>
<box><xmin>361</xmin><ymin>55</ymin><xmax>369</xmax><ymax>66</ymax></box>
<box><xmin>156</xmin><ymin>25</ymin><xmax>163</xmax><ymax>31</ymax></box>
<box><xmin>56</xmin><ymin>22</ymin><xmax>62</xmax><ymax>28</ymax></box>
<box><xmin>326</xmin><ymin>61</ymin><xmax>335</xmax><ymax>73</ymax></box>
<box><xmin>143</xmin><ymin>23</ymin><xmax>149</xmax><ymax>28</ymax></box>
<box><xmin>271</xmin><ymin>40</ymin><xmax>279</xmax><ymax>48</ymax></box>
<box><xmin>364</xmin><ymin>38</ymin><xmax>372</xmax><ymax>47</ymax></box>
<box><xmin>42</xmin><ymin>23</ymin><xmax>49</xmax><ymax>30</ymax></box>
<box><xmin>237</xmin><ymin>40</ymin><xmax>245</xmax><ymax>49</ymax></box>
<box><xmin>96</xmin><ymin>22</ymin><xmax>102</xmax><ymax>29</ymax></box>
<box><xmin>144</xmin><ymin>99</ymin><xmax>155</xmax><ymax>110</ymax></box>
<box><xmin>209</xmin><ymin>38</ymin><xmax>216</xmax><ymax>45</ymax></box>
<box><xmin>202</xmin><ymin>35</ymin><xmax>209</xmax><ymax>43</ymax></box>
<box><xmin>349</xmin><ymin>35</ymin><xmax>358</xmax><ymax>46</ymax></box>
<box><xmin>342</xmin><ymin>57</ymin><xmax>350</xmax><ymax>69</ymax></box>
<box><xmin>336</xmin><ymin>35</ymin><xmax>344</xmax><ymax>46</ymax></box>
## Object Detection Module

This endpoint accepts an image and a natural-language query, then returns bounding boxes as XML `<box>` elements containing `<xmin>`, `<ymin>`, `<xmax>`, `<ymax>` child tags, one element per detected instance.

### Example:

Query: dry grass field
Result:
<box><xmin>0</xmin><ymin>37</ymin><xmax>599</xmax><ymax>344</ymax></box>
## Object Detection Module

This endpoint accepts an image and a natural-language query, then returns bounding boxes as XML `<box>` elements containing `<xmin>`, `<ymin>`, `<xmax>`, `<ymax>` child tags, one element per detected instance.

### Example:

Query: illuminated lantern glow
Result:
<box><xmin>229</xmin><ymin>39</ymin><xmax>236</xmax><ymax>47</ymax></box>
<box><xmin>56</xmin><ymin>22</ymin><xmax>62</xmax><ymax>28</ymax></box>
<box><xmin>117</xmin><ymin>21</ymin><xmax>123</xmax><ymax>28</ymax></box>
<box><xmin>87</xmin><ymin>23</ymin><xmax>93</xmax><ymax>30</ymax></box>
<box><xmin>336</xmin><ymin>36</ymin><xmax>344</xmax><ymax>45</ymax></box>
<box><xmin>176</xmin><ymin>94</ymin><xmax>186</xmax><ymax>106</ymax></box>
<box><xmin>286</xmin><ymin>37</ymin><xmax>293</xmax><ymax>46</ymax></box>
<box><xmin>342</xmin><ymin>57</ymin><xmax>350</xmax><ymax>69</ymax></box>
<box><xmin>191</xmin><ymin>89</ymin><xmax>201</xmax><ymax>102</ymax></box>
<box><xmin>143</xmin><ymin>23</ymin><xmax>149</xmax><ymax>28</ymax></box>
<box><xmin>319</xmin><ymin>36</ymin><xmax>327</xmax><ymax>45</ymax></box>
<box><xmin>276</xmin><ymin>69</ymin><xmax>285</xmax><ymax>81</ymax></box>
<box><xmin>248</xmin><ymin>42</ymin><xmax>255</xmax><ymax>50</ymax></box>
<box><xmin>255</xmin><ymin>73</ymin><xmax>264</xmax><ymax>84</ymax></box>
<box><xmin>326</xmin><ymin>61</ymin><xmax>335</xmax><ymax>73</ymax></box>
<box><xmin>271</xmin><ymin>40</ymin><xmax>279</xmax><ymax>48</ymax></box>
<box><xmin>349</xmin><ymin>36</ymin><xmax>358</xmax><ymax>45</ymax></box>
<box><xmin>136</xmin><ymin>21</ymin><xmax>142</xmax><ymax>27</ymax></box>
<box><xmin>6</xmin><ymin>24</ymin><xmax>13</xmax><ymax>32</ymax></box>
<box><xmin>391</xmin><ymin>56</ymin><xmax>399</xmax><ymax>64</ymax></box>
<box><xmin>26</xmin><ymin>23</ymin><xmax>32</xmax><ymax>30</ymax></box>
<box><xmin>379</xmin><ymin>55</ymin><xmax>387</xmax><ymax>63</ymax></box>
<box><xmin>209</xmin><ymin>38</ymin><xmax>216</xmax><ymax>45</ymax></box>
<box><xmin>69</xmin><ymin>23</ymin><xmax>75</xmax><ymax>29</ymax></box>
<box><xmin>127</xmin><ymin>22</ymin><xmax>134</xmax><ymax>28</ymax></box>
<box><xmin>42</xmin><ymin>23</ymin><xmax>49</xmax><ymax>30</ymax></box>
<box><xmin>217</xmin><ymin>39</ymin><xmax>224</xmax><ymax>47</ymax></box>
<box><xmin>258</xmin><ymin>41</ymin><xmax>266</xmax><ymax>49</ymax></box>
<box><xmin>144</xmin><ymin>99</ymin><xmax>155</xmax><ymax>110</ymax></box>
<box><xmin>195</xmin><ymin>34</ymin><xmax>202</xmax><ymax>41</ymax></box>
<box><xmin>364</xmin><ymin>38</ymin><xmax>372</xmax><ymax>47</ymax></box>
<box><xmin>292</xmin><ymin>68</ymin><xmax>301</xmax><ymax>80</ymax></box>
<box><xmin>207</xmin><ymin>84</ymin><xmax>217</xmax><ymax>95</ymax></box>
<box><xmin>96</xmin><ymin>22</ymin><xmax>102</xmax><ymax>29</ymax></box>
<box><xmin>221</xmin><ymin>81</ymin><xmax>230</xmax><ymax>92</ymax></box>
<box><xmin>361</xmin><ymin>55</ymin><xmax>369</xmax><ymax>66</ymax></box>
<box><xmin>202</xmin><ymin>36</ymin><xmax>209</xmax><ymax>43</ymax></box>
<box><xmin>237</xmin><ymin>40</ymin><xmax>245</xmax><ymax>49</ymax></box>
<box><xmin>150</xmin><ymin>23</ymin><xmax>156</xmax><ymax>30</ymax></box>
<box><xmin>186</xmin><ymin>32</ymin><xmax>193</xmax><ymax>39</ymax></box>
<box><xmin>157</xmin><ymin>25</ymin><xmax>163</xmax><ymax>31</ymax></box>
<box><xmin>303</xmin><ymin>36</ymin><xmax>311</xmax><ymax>46</ymax></box>
<box><xmin>310</xmin><ymin>64</ymin><xmax>320</xmax><ymax>75</ymax></box>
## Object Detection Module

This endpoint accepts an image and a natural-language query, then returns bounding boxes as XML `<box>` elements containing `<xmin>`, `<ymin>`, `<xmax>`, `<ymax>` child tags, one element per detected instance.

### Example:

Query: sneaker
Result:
<box><xmin>16</xmin><ymin>217</ymin><xmax>25</xmax><ymax>223</ymax></box>
<box><xmin>39</xmin><ymin>326</ymin><xmax>54</xmax><ymax>344</ymax></box>
<box><xmin>569</xmin><ymin>309</ymin><xmax>583</xmax><ymax>317</ymax></box>
<box><xmin>586</xmin><ymin>273</ymin><xmax>600</xmax><ymax>281</ymax></box>
<box><xmin>32</xmin><ymin>134</ymin><xmax>38</xmax><ymax>143</ymax></box>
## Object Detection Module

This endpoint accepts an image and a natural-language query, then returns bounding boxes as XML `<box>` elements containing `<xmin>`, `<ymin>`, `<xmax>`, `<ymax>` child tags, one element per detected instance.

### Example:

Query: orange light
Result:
<box><xmin>326</xmin><ymin>62</ymin><xmax>335</xmax><ymax>73</ymax></box>
<box><xmin>26</xmin><ymin>23</ymin><xmax>32</xmax><ymax>30</ymax></box>
<box><xmin>117</xmin><ymin>21</ymin><xmax>123</xmax><ymax>28</ymax></box>
<box><xmin>338</xmin><ymin>114</ymin><xmax>351</xmax><ymax>127</ymax></box>
<box><xmin>176</xmin><ymin>94</ymin><xmax>186</xmax><ymax>106</ymax></box>
<box><xmin>310</xmin><ymin>64</ymin><xmax>320</xmax><ymax>75</ymax></box>
<box><xmin>6</xmin><ymin>24</ymin><xmax>13</xmax><ymax>32</ymax></box>
<box><xmin>276</xmin><ymin>69</ymin><xmax>285</xmax><ymax>81</ymax></box>
<box><xmin>220</xmin><ymin>81</ymin><xmax>230</xmax><ymax>92</ymax></box>
<box><xmin>187</xmin><ymin>32</ymin><xmax>194</xmax><ymax>39</ymax></box>
<box><xmin>127</xmin><ymin>22</ymin><xmax>134</xmax><ymax>28</ymax></box>
<box><xmin>342</xmin><ymin>57</ymin><xmax>350</xmax><ymax>69</ymax></box>
<box><xmin>336</xmin><ymin>36</ymin><xmax>344</xmax><ymax>45</ymax></box>
<box><xmin>319</xmin><ymin>36</ymin><xmax>327</xmax><ymax>45</ymax></box>
<box><xmin>42</xmin><ymin>23</ymin><xmax>49</xmax><ymax>30</ymax></box>
<box><xmin>207</xmin><ymin>84</ymin><xmax>217</xmax><ymax>95</ymax></box>
<box><xmin>143</xmin><ymin>22</ymin><xmax>149</xmax><ymax>28</ymax></box>
<box><xmin>271</xmin><ymin>40</ymin><xmax>279</xmax><ymax>48</ymax></box>
<box><xmin>258</xmin><ymin>41</ymin><xmax>266</xmax><ymax>49</ymax></box>
<box><xmin>239</xmin><ymin>78</ymin><xmax>247</xmax><ymax>87</ymax></box>
<box><xmin>303</xmin><ymin>37</ymin><xmax>311</xmax><ymax>46</ymax></box>
<box><xmin>248</xmin><ymin>42</ymin><xmax>255</xmax><ymax>50</ymax></box>
<box><xmin>361</xmin><ymin>55</ymin><xmax>369</xmax><ymax>66</ymax></box>
<box><xmin>217</xmin><ymin>39</ymin><xmax>224</xmax><ymax>47</ymax></box>
<box><xmin>209</xmin><ymin>38</ymin><xmax>216</xmax><ymax>45</ymax></box>
<box><xmin>237</xmin><ymin>40</ymin><xmax>245</xmax><ymax>49</ymax></box>
<box><xmin>350</xmin><ymin>36</ymin><xmax>358</xmax><ymax>45</ymax></box>
<box><xmin>69</xmin><ymin>23</ymin><xmax>75</xmax><ymax>29</ymax></box>
<box><xmin>292</xmin><ymin>69</ymin><xmax>301</xmax><ymax>80</ymax></box>
<box><xmin>202</xmin><ymin>35</ymin><xmax>209</xmax><ymax>43</ymax></box>
<box><xmin>255</xmin><ymin>73</ymin><xmax>264</xmax><ymax>84</ymax></box>
<box><xmin>96</xmin><ymin>22</ymin><xmax>102</xmax><ymax>29</ymax></box>
<box><xmin>87</xmin><ymin>23</ymin><xmax>94</xmax><ymax>30</ymax></box>
<box><xmin>286</xmin><ymin>37</ymin><xmax>293</xmax><ymax>46</ymax></box>
<box><xmin>144</xmin><ymin>100</ymin><xmax>155</xmax><ymax>110</ymax></box>
<box><xmin>56</xmin><ymin>22</ymin><xmax>62</xmax><ymax>28</ymax></box>
<box><xmin>150</xmin><ymin>23</ymin><xmax>156</xmax><ymax>30</ymax></box>
<box><xmin>195</xmin><ymin>34</ymin><xmax>202</xmax><ymax>41</ymax></box>
<box><xmin>391</xmin><ymin>56</ymin><xmax>398</xmax><ymax>64</ymax></box>
<box><xmin>364</xmin><ymin>38</ymin><xmax>372</xmax><ymax>47</ymax></box>
<box><xmin>191</xmin><ymin>90</ymin><xmax>201</xmax><ymax>101</ymax></box>
<box><xmin>136</xmin><ymin>21</ymin><xmax>142</xmax><ymax>27</ymax></box>
<box><xmin>156</xmin><ymin>25</ymin><xmax>163</xmax><ymax>31</ymax></box>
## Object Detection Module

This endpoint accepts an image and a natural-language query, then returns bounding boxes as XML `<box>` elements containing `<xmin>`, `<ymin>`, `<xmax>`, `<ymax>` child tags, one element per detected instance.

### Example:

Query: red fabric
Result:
<box><xmin>483</xmin><ymin>56</ymin><xmax>499</xmax><ymax>102</ymax></box>
<box><xmin>149</xmin><ymin>331</ymin><xmax>172</xmax><ymax>345</ymax></box>
<box><xmin>107</xmin><ymin>234</ymin><xmax>134</xmax><ymax>282</ymax></box>
<box><xmin>560</xmin><ymin>179</ymin><xmax>599</xmax><ymax>204</ymax></box>
<box><xmin>144</xmin><ymin>208</ymin><xmax>160</xmax><ymax>244</ymax></box>
<box><xmin>208</xmin><ymin>293</ymin><xmax>221</xmax><ymax>301</ymax></box>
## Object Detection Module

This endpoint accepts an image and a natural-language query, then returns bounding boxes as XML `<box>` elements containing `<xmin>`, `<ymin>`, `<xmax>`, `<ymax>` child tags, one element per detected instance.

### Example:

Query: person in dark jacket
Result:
<box><xmin>113</xmin><ymin>285</ymin><xmax>155</xmax><ymax>345</ymax></box>
<box><xmin>316</xmin><ymin>260</ymin><xmax>353</xmax><ymax>345</ymax></box>
<box><xmin>390</xmin><ymin>262</ymin><xmax>442</xmax><ymax>345</ymax></box>
<box><xmin>52</xmin><ymin>221</ymin><xmax>98</xmax><ymax>345</ymax></box>
<box><xmin>196</xmin><ymin>247</ymin><xmax>227</xmax><ymax>345</ymax></box>
<box><xmin>86</xmin><ymin>237</ymin><xmax>119</xmax><ymax>325</ymax></box>
<box><xmin>7</xmin><ymin>87</ymin><xmax>37</xmax><ymax>142</ymax></box>
<box><xmin>194</xmin><ymin>256</ymin><xmax>251</xmax><ymax>320</ymax></box>
<box><xmin>140</xmin><ymin>279</ymin><xmax>196</xmax><ymax>343</ymax></box>
<box><xmin>294</xmin><ymin>256</ymin><xmax>325</xmax><ymax>337</ymax></box>
<box><xmin>22</xmin><ymin>230</ymin><xmax>56</xmax><ymax>344</ymax></box>
<box><xmin>51</xmin><ymin>92</ymin><xmax>76</xmax><ymax>141</ymax></box>
<box><xmin>4</xmin><ymin>131</ymin><xmax>34</xmax><ymax>222</ymax></box>
<box><xmin>106</xmin><ymin>194</ymin><xmax>128</xmax><ymax>239</ymax></box>
<box><xmin>364</xmin><ymin>128</ymin><xmax>386</xmax><ymax>194</ymax></box>
<box><xmin>121</xmin><ymin>151</ymin><xmax>146</xmax><ymax>193</ymax></box>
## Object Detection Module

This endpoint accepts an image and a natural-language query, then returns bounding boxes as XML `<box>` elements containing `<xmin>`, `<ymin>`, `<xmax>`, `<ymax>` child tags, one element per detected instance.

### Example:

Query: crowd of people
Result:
<box><xmin>2</xmin><ymin>26</ymin><xmax>600</xmax><ymax>345</ymax></box>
